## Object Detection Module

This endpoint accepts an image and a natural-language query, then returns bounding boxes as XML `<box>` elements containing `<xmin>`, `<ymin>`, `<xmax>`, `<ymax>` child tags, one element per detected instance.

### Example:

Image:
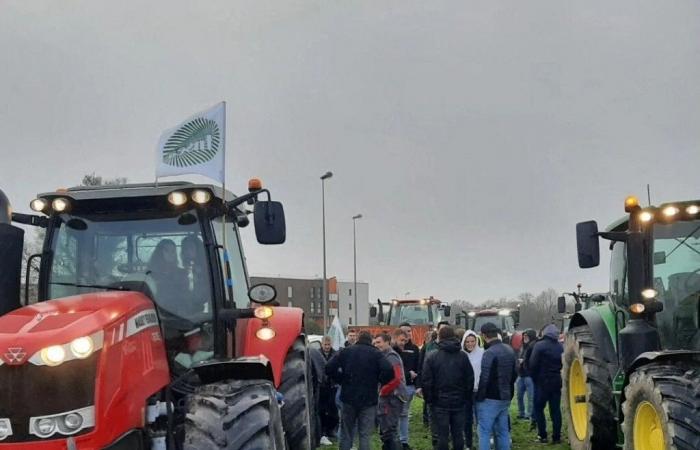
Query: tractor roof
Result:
<box><xmin>391</xmin><ymin>297</ymin><xmax>441</xmax><ymax>304</ymax></box>
<box><xmin>39</xmin><ymin>182</ymin><xmax>235</xmax><ymax>202</ymax></box>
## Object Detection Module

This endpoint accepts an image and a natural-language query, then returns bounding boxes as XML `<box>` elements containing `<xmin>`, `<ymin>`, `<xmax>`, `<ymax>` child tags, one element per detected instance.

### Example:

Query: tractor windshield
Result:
<box><xmin>652</xmin><ymin>220</ymin><xmax>700</xmax><ymax>349</ymax></box>
<box><xmin>47</xmin><ymin>210</ymin><xmax>216</xmax><ymax>366</ymax></box>
<box><xmin>388</xmin><ymin>303</ymin><xmax>442</xmax><ymax>326</ymax></box>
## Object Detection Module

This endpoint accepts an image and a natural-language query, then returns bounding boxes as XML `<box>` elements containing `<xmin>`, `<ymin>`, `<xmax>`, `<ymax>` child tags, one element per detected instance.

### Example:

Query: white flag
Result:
<box><xmin>327</xmin><ymin>316</ymin><xmax>346</xmax><ymax>351</ymax></box>
<box><xmin>156</xmin><ymin>102</ymin><xmax>226</xmax><ymax>183</ymax></box>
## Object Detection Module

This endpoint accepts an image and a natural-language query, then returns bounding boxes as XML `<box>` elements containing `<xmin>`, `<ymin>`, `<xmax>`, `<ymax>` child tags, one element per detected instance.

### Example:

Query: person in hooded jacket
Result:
<box><xmin>461</xmin><ymin>330</ymin><xmax>484</xmax><ymax>450</ymax></box>
<box><xmin>529</xmin><ymin>324</ymin><xmax>564</xmax><ymax>444</ymax></box>
<box><xmin>422</xmin><ymin>325</ymin><xmax>474</xmax><ymax>450</ymax></box>
<box><xmin>516</xmin><ymin>329</ymin><xmax>537</xmax><ymax>420</ymax></box>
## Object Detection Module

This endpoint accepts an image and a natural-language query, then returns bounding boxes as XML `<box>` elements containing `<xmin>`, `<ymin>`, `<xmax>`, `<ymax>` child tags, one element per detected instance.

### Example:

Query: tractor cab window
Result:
<box><xmin>609</xmin><ymin>241</ymin><xmax>629</xmax><ymax>305</ymax></box>
<box><xmin>47</xmin><ymin>211</ymin><xmax>215</xmax><ymax>370</ymax></box>
<box><xmin>652</xmin><ymin>220</ymin><xmax>700</xmax><ymax>349</ymax></box>
<box><xmin>213</xmin><ymin>217</ymin><xmax>249</xmax><ymax>307</ymax></box>
<box><xmin>471</xmin><ymin>315</ymin><xmax>511</xmax><ymax>333</ymax></box>
<box><xmin>388</xmin><ymin>302</ymin><xmax>440</xmax><ymax>326</ymax></box>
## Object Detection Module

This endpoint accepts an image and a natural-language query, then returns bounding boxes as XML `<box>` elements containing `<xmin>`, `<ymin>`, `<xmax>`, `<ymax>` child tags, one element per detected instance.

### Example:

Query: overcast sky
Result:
<box><xmin>1</xmin><ymin>1</ymin><xmax>699</xmax><ymax>304</ymax></box>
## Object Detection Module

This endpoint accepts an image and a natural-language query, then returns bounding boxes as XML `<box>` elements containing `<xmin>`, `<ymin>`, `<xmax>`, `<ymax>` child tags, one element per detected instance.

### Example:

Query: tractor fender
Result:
<box><xmin>626</xmin><ymin>350</ymin><xmax>700</xmax><ymax>375</ymax></box>
<box><xmin>569</xmin><ymin>308</ymin><xmax>618</xmax><ymax>378</ymax></box>
<box><xmin>236</xmin><ymin>307</ymin><xmax>304</xmax><ymax>387</ymax></box>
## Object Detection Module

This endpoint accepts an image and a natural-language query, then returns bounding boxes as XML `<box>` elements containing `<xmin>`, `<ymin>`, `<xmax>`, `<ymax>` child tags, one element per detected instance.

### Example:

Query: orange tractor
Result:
<box><xmin>358</xmin><ymin>297</ymin><xmax>451</xmax><ymax>346</ymax></box>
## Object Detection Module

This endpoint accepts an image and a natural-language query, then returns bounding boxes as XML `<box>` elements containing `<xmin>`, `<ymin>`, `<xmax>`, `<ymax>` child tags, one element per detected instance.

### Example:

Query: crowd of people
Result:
<box><xmin>311</xmin><ymin>320</ymin><xmax>565</xmax><ymax>450</ymax></box>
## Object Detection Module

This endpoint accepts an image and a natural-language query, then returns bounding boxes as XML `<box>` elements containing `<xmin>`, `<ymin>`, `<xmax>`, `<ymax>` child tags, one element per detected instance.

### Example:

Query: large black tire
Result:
<box><xmin>184</xmin><ymin>379</ymin><xmax>286</xmax><ymax>450</ymax></box>
<box><xmin>562</xmin><ymin>325</ymin><xmax>617</xmax><ymax>450</ymax></box>
<box><xmin>279</xmin><ymin>336</ymin><xmax>314</xmax><ymax>450</ymax></box>
<box><xmin>622</xmin><ymin>363</ymin><xmax>700</xmax><ymax>450</ymax></box>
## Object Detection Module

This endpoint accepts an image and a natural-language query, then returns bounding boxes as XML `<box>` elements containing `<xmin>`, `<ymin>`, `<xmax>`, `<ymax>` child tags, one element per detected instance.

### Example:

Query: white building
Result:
<box><xmin>335</xmin><ymin>280</ymin><xmax>369</xmax><ymax>327</ymax></box>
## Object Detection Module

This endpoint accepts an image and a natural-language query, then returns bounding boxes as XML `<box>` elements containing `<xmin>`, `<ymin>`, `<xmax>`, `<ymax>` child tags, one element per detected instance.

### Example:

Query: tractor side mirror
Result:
<box><xmin>576</xmin><ymin>221</ymin><xmax>600</xmax><ymax>268</ymax></box>
<box><xmin>370</xmin><ymin>306</ymin><xmax>377</xmax><ymax>318</ymax></box>
<box><xmin>254</xmin><ymin>201</ymin><xmax>286</xmax><ymax>245</ymax></box>
<box><xmin>557</xmin><ymin>296</ymin><xmax>566</xmax><ymax>314</ymax></box>
<box><xmin>443</xmin><ymin>305</ymin><xmax>451</xmax><ymax>317</ymax></box>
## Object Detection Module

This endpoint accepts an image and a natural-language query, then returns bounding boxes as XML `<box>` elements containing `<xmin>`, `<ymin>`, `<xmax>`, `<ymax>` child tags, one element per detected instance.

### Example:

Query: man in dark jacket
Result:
<box><xmin>422</xmin><ymin>326</ymin><xmax>474</xmax><ymax>450</ymax></box>
<box><xmin>326</xmin><ymin>331</ymin><xmax>393</xmax><ymax>450</ymax></box>
<box><xmin>396</xmin><ymin>323</ymin><xmax>420</xmax><ymax>450</ymax></box>
<box><xmin>529</xmin><ymin>324</ymin><xmax>564</xmax><ymax>444</ymax></box>
<box><xmin>516</xmin><ymin>329</ymin><xmax>537</xmax><ymax>420</ymax></box>
<box><xmin>476</xmin><ymin>322</ymin><xmax>517</xmax><ymax>450</ymax></box>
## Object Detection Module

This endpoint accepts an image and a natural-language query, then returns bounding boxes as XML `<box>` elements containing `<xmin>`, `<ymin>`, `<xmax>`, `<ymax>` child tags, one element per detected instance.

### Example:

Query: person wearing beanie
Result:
<box><xmin>461</xmin><ymin>330</ymin><xmax>484</xmax><ymax>450</ymax></box>
<box><xmin>422</xmin><ymin>325</ymin><xmax>474</xmax><ymax>450</ymax></box>
<box><xmin>529</xmin><ymin>324</ymin><xmax>564</xmax><ymax>444</ymax></box>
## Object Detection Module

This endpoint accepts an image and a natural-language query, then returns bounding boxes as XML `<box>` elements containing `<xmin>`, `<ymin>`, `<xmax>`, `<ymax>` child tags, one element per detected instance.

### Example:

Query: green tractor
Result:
<box><xmin>563</xmin><ymin>196</ymin><xmax>700</xmax><ymax>450</ymax></box>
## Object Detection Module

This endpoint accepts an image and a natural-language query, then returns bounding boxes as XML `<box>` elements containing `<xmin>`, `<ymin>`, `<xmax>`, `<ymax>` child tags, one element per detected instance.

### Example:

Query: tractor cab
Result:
<box><xmin>22</xmin><ymin>182</ymin><xmax>282</xmax><ymax>372</ymax></box>
<box><xmin>385</xmin><ymin>297</ymin><xmax>449</xmax><ymax>326</ymax></box>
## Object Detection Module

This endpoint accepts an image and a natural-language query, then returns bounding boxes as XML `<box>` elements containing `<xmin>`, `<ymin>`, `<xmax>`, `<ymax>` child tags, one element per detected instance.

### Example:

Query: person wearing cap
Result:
<box><xmin>529</xmin><ymin>324</ymin><xmax>564</xmax><ymax>444</ymax></box>
<box><xmin>475</xmin><ymin>322</ymin><xmax>517</xmax><ymax>450</ymax></box>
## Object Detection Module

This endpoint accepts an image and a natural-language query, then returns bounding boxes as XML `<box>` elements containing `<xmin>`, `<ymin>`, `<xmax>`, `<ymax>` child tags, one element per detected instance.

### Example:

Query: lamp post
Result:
<box><xmin>352</xmin><ymin>214</ymin><xmax>362</xmax><ymax>326</ymax></box>
<box><xmin>321</xmin><ymin>171</ymin><xmax>333</xmax><ymax>332</ymax></box>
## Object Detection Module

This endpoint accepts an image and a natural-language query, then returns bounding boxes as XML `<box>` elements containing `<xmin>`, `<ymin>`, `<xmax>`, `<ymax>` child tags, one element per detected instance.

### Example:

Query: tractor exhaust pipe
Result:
<box><xmin>0</xmin><ymin>189</ymin><xmax>24</xmax><ymax>314</ymax></box>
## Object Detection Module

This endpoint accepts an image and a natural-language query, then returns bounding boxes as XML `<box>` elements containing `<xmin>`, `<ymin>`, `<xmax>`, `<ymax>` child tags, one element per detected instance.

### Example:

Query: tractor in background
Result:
<box><xmin>0</xmin><ymin>181</ymin><xmax>316</xmax><ymax>450</ymax></box>
<box><xmin>359</xmin><ymin>297</ymin><xmax>451</xmax><ymax>346</ymax></box>
<box><xmin>556</xmin><ymin>284</ymin><xmax>606</xmax><ymax>343</ymax></box>
<box><xmin>562</xmin><ymin>196</ymin><xmax>700</xmax><ymax>450</ymax></box>
<box><xmin>457</xmin><ymin>307</ymin><xmax>523</xmax><ymax>351</ymax></box>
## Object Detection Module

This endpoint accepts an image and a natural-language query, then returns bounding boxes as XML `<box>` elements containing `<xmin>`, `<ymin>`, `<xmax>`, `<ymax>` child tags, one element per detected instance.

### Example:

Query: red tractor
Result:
<box><xmin>0</xmin><ymin>182</ymin><xmax>316</xmax><ymax>449</ymax></box>
<box><xmin>361</xmin><ymin>297</ymin><xmax>451</xmax><ymax>346</ymax></box>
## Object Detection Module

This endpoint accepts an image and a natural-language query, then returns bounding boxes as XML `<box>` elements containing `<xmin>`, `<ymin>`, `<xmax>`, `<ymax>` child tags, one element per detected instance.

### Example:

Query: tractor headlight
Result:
<box><xmin>70</xmin><ymin>336</ymin><xmax>94</xmax><ymax>359</ymax></box>
<box><xmin>30</xmin><ymin>198</ymin><xmax>47</xmax><ymax>212</ymax></box>
<box><xmin>468</xmin><ymin>311</ymin><xmax>476</xmax><ymax>317</ymax></box>
<box><xmin>630</xmin><ymin>303</ymin><xmax>645</xmax><ymax>314</ymax></box>
<box><xmin>498</xmin><ymin>309</ymin><xmax>510</xmax><ymax>316</ymax></box>
<box><xmin>51</xmin><ymin>198</ymin><xmax>70</xmax><ymax>213</ymax></box>
<box><xmin>686</xmin><ymin>205</ymin><xmax>700</xmax><ymax>215</ymax></box>
<box><xmin>0</xmin><ymin>419</ymin><xmax>12</xmax><ymax>441</ymax></box>
<box><xmin>41</xmin><ymin>345</ymin><xmax>66</xmax><ymax>367</ymax></box>
<box><xmin>167</xmin><ymin>191</ymin><xmax>188</xmax><ymax>206</ymax></box>
<box><xmin>662</xmin><ymin>205</ymin><xmax>679</xmax><ymax>217</ymax></box>
<box><xmin>35</xmin><ymin>418</ymin><xmax>56</xmax><ymax>437</ymax></box>
<box><xmin>191</xmin><ymin>189</ymin><xmax>212</xmax><ymax>204</ymax></box>
<box><xmin>639</xmin><ymin>211</ymin><xmax>654</xmax><ymax>222</ymax></box>
<box><xmin>254</xmin><ymin>306</ymin><xmax>274</xmax><ymax>320</ymax></box>
<box><xmin>30</xmin><ymin>406</ymin><xmax>95</xmax><ymax>438</ymax></box>
<box><xmin>256</xmin><ymin>327</ymin><xmax>276</xmax><ymax>340</ymax></box>
<box><xmin>641</xmin><ymin>289</ymin><xmax>657</xmax><ymax>300</ymax></box>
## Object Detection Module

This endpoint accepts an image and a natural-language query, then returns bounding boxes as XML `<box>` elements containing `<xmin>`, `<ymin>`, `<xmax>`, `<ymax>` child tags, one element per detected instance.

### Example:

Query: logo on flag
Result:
<box><xmin>156</xmin><ymin>102</ymin><xmax>226</xmax><ymax>183</ymax></box>
<box><xmin>162</xmin><ymin>118</ymin><xmax>221</xmax><ymax>168</ymax></box>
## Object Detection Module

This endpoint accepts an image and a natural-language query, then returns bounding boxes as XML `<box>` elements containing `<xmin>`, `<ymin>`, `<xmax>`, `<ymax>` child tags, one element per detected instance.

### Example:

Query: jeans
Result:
<box><xmin>399</xmin><ymin>385</ymin><xmax>416</xmax><ymax>444</ymax></box>
<box><xmin>516</xmin><ymin>376</ymin><xmax>534</xmax><ymax>418</ymax></box>
<box><xmin>533</xmin><ymin>383</ymin><xmax>562</xmax><ymax>442</ymax></box>
<box><xmin>476</xmin><ymin>399</ymin><xmax>511</xmax><ymax>450</ymax></box>
<box><xmin>339</xmin><ymin>402</ymin><xmax>376</xmax><ymax>450</ymax></box>
<box><xmin>464</xmin><ymin>397</ymin><xmax>477</xmax><ymax>449</ymax></box>
<box><xmin>378</xmin><ymin>396</ymin><xmax>402</xmax><ymax>450</ymax></box>
<box><xmin>432</xmin><ymin>406</ymin><xmax>466</xmax><ymax>450</ymax></box>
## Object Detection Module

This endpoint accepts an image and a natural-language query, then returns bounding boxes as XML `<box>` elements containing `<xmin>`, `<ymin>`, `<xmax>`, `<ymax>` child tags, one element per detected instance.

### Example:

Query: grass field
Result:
<box><xmin>325</xmin><ymin>397</ymin><xmax>571</xmax><ymax>450</ymax></box>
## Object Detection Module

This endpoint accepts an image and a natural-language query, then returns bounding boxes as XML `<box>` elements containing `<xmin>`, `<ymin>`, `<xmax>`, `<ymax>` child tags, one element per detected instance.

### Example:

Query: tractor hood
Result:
<box><xmin>0</xmin><ymin>291</ymin><xmax>155</xmax><ymax>366</ymax></box>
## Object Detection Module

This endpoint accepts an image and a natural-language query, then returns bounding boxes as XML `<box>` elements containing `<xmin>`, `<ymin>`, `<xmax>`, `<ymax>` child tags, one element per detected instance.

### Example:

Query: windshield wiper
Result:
<box><xmin>49</xmin><ymin>282</ymin><xmax>127</xmax><ymax>291</ymax></box>
<box><xmin>666</xmin><ymin>224</ymin><xmax>700</xmax><ymax>258</ymax></box>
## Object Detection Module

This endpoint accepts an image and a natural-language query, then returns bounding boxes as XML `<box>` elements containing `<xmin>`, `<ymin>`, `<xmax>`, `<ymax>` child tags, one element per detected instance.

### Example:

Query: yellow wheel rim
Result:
<box><xmin>633</xmin><ymin>401</ymin><xmax>666</xmax><ymax>450</ymax></box>
<box><xmin>569</xmin><ymin>359</ymin><xmax>588</xmax><ymax>440</ymax></box>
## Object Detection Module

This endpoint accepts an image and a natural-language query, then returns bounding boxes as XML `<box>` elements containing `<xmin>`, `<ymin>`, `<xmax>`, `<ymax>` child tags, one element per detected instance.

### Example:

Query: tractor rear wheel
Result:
<box><xmin>562</xmin><ymin>325</ymin><xmax>617</xmax><ymax>450</ymax></box>
<box><xmin>622</xmin><ymin>363</ymin><xmax>700</xmax><ymax>450</ymax></box>
<box><xmin>279</xmin><ymin>336</ymin><xmax>314</xmax><ymax>450</ymax></box>
<box><xmin>184</xmin><ymin>379</ymin><xmax>285</xmax><ymax>450</ymax></box>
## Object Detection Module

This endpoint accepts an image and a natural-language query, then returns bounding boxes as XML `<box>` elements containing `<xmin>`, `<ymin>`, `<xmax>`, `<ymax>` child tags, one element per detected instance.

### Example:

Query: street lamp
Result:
<box><xmin>321</xmin><ymin>171</ymin><xmax>333</xmax><ymax>332</ymax></box>
<box><xmin>352</xmin><ymin>214</ymin><xmax>362</xmax><ymax>326</ymax></box>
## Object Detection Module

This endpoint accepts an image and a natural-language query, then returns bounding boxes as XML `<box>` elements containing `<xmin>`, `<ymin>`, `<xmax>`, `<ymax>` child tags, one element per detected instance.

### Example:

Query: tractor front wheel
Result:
<box><xmin>622</xmin><ymin>363</ymin><xmax>700</xmax><ymax>450</ymax></box>
<box><xmin>279</xmin><ymin>336</ymin><xmax>315</xmax><ymax>450</ymax></box>
<box><xmin>184</xmin><ymin>379</ymin><xmax>285</xmax><ymax>450</ymax></box>
<box><xmin>562</xmin><ymin>325</ymin><xmax>617</xmax><ymax>450</ymax></box>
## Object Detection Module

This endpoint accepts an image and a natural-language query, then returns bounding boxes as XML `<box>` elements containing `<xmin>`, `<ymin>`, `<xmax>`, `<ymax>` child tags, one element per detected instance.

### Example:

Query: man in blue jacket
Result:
<box><xmin>476</xmin><ymin>322</ymin><xmax>517</xmax><ymax>450</ymax></box>
<box><xmin>529</xmin><ymin>324</ymin><xmax>564</xmax><ymax>444</ymax></box>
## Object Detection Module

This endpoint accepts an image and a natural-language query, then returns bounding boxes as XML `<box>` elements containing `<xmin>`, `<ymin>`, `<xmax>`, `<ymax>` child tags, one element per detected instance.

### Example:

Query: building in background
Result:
<box><xmin>250</xmin><ymin>275</ymin><xmax>369</xmax><ymax>329</ymax></box>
